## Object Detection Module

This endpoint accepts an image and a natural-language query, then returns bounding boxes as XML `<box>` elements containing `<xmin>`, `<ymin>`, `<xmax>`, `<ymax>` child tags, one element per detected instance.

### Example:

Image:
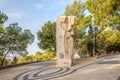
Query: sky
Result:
<box><xmin>0</xmin><ymin>0</ymin><xmax>86</xmax><ymax>55</ymax></box>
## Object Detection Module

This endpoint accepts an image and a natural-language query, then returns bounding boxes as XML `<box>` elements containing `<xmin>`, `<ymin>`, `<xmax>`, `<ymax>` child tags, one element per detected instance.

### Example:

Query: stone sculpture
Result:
<box><xmin>56</xmin><ymin>16</ymin><xmax>75</xmax><ymax>67</ymax></box>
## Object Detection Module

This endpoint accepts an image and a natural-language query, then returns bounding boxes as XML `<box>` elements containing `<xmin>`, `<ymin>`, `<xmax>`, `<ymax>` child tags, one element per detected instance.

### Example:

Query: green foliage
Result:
<box><xmin>86</xmin><ymin>25</ymin><xmax>94</xmax><ymax>56</ymax></box>
<box><xmin>0</xmin><ymin>26</ymin><xmax>5</xmax><ymax>33</ymax></box>
<box><xmin>64</xmin><ymin>1</ymin><xmax>85</xmax><ymax>16</ymax></box>
<box><xmin>36</xmin><ymin>51</ymin><xmax>42</xmax><ymax>56</ymax></box>
<box><xmin>0</xmin><ymin>11</ymin><xmax>35</xmax><ymax>66</ymax></box>
<box><xmin>39</xmin><ymin>49</ymin><xmax>55</xmax><ymax>61</ymax></box>
<box><xmin>0</xmin><ymin>22</ymin><xmax>34</xmax><ymax>66</ymax></box>
<box><xmin>0</xmin><ymin>11</ymin><xmax>8</xmax><ymax>24</ymax></box>
<box><xmin>86</xmin><ymin>0</ymin><xmax>120</xmax><ymax>30</ymax></box>
<box><xmin>0</xmin><ymin>22</ymin><xmax>34</xmax><ymax>52</ymax></box>
<box><xmin>63</xmin><ymin>0</ymin><xmax>120</xmax><ymax>56</ymax></box>
<box><xmin>87</xmin><ymin>41</ymin><xmax>93</xmax><ymax>56</ymax></box>
<box><xmin>106</xmin><ymin>43</ymin><xmax>120</xmax><ymax>53</ymax></box>
<box><xmin>64</xmin><ymin>1</ymin><xmax>92</xmax><ymax>56</ymax></box>
<box><xmin>64</xmin><ymin>1</ymin><xmax>92</xmax><ymax>31</ymax></box>
<box><xmin>85</xmin><ymin>0</ymin><xmax>120</xmax><ymax>54</ymax></box>
<box><xmin>106</xmin><ymin>32</ymin><xmax>120</xmax><ymax>44</ymax></box>
<box><xmin>97</xmin><ymin>28</ymin><xmax>113</xmax><ymax>49</ymax></box>
<box><xmin>18</xmin><ymin>55</ymin><xmax>33</xmax><ymax>63</ymax></box>
<box><xmin>96</xmin><ymin>27</ymin><xmax>120</xmax><ymax>54</ymax></box>
<box><xmin>17</xmin><ymin>50</ymin><xmax>55</xmax><ymax>64</ymax></box>
<box><xmin>37</xmin><ymin>21</ymin><xmax>56</xmax><ymax>51</ymax></box>
<box><xmin>35</xmin><ymin>51</ymin><xmax>42</xmax><ymax>61</ymax></box>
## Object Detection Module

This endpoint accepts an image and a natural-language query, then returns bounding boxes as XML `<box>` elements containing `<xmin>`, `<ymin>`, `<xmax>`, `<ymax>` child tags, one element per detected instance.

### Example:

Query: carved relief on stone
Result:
<box><xmin>60</xmin><ymin>16</ymin><xmax>75</xmax><ymax>59</ymax></box>
<box><xmin>56</xmin><ymin>16</ymin><xmax>75</xmax><ymax>67</ymax></box>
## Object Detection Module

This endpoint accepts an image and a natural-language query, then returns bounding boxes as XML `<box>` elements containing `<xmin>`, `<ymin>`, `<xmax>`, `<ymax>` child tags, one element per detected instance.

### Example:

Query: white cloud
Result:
<box><xmin>7</xmin><ymin>12</ymin><xmax>23</xmax><ymax>19</ymax></box>
<box><xmin>35</xmin><ymin>3</ymin><xmax>44</xmax><ymax>9</ymax></box>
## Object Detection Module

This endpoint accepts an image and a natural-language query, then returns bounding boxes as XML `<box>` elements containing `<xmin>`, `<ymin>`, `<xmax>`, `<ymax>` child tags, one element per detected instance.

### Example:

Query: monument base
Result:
<box><xmin>56</xmin><ymin>59</ymin><xmax>74</xmax><ymax>67</ymax></box>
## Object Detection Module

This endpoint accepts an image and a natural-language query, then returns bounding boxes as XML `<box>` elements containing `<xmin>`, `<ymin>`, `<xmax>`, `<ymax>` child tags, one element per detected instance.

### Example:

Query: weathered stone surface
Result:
<box><xmin>56</xmin><ymin>16</ymin><xmax>75</xmax><ymax>67</ymax></box>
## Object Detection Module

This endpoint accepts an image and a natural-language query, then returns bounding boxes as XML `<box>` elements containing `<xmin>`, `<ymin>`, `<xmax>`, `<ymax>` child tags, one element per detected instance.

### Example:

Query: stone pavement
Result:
<box><xmin>0</xmin><ymin>54</ymin><xmax>120</xmax><ymax>80</ymax></box>
<box><xmin>55</xmin><ymin>55</ymin><xmax>120</xmax><ymax>80</ymax></box>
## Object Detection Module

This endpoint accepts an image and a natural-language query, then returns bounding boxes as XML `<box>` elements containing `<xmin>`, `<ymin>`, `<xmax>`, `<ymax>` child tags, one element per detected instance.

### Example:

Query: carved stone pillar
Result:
<box><xmin>56</xmin><ymin>16</ymin><xmax>75</xmax><ymax>67</ymax></box>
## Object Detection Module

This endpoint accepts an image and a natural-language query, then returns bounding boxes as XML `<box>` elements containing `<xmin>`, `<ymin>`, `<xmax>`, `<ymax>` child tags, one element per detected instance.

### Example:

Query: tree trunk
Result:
<box><xmin>1</xmin><ymin>50</ymin><xmax>9</xmax><ymax>66</ymax></box>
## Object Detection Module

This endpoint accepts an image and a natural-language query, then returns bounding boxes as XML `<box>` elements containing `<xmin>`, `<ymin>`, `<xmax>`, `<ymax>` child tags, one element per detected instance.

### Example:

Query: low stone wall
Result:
<box><xmin>0</xmin><ymin>60</ymin><xmax>56</xmax><ymax>70</ymax></box>
<box><xmin>80</xmin><ymin>57</ymin><xmax>97</xmax><ymax>60</ymax></box>
<box><xmin>0</xmin><ymin>61</ymin><xmax>38</xmax><ymax>70</ymax></box>
<box><xmin>97</xmin><ymin>53</ymin><xmax>120</xmax><ymax>59</ymax></box>
<box><xmin>97</xmin><ymin>53</ymin><xmax>107</xmax><ymax>59</ymax></box>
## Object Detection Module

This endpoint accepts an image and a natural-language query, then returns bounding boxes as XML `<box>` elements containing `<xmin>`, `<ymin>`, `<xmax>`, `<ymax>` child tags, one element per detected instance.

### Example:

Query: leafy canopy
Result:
<box><xmin>37</xmin><ymin>21</ymin><xmax>56</xmax><ymax>51</ymax></box>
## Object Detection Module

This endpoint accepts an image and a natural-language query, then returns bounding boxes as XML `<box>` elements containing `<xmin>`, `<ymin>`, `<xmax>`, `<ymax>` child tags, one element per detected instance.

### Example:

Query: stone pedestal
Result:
<box><xmin>56</xmin><ymin>16</ymin><xmax>75</xmax><ymax>67</ymax></box>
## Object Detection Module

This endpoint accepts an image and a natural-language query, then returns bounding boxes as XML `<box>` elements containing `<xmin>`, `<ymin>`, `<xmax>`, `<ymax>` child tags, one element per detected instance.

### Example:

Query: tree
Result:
<box><xmin>0</xmin><ymin>11</ymin><xmax>8</xmax><ymax>25</ymax></box>
<box><xmin>86</xmin><ymin>0</ymin><xmax>120</xmax><ymax>31</ymax></box>
<box><xmin>96</xmin><ymin>27</ymin><xmax>120</xmax><ymax>54</ymax></box>
<box><xmin>85</xmin><ymin>0</ymin><xmax>120</xmax><ymax>55</ymax></box>
<box><xmin>0</xmin><ymin>23</ymin><xmax>34</xmax><ymax>66</ymax></box>
<box><xmin>37</xmin><ymin>21</ymin><xmax>56</xmax><ymax>51</ymax></box>
<box><xmin>86</xmin><ymin>25</ymin><xmax>94</xmax><ymax>56</ymax></box>
<box><xmin>0</xmin><ymin>11</ymin><xmax>8</xmax><ymax>65</ymax></box>
<box><xmin>64</xmin><ymin>1</ymin><xmax>92</xmax><ymax>56</ymax></box>
<box><xmin>64</xmin><ymin>1</ymin><xmax>92</xmax><ymax>30</ymax></box>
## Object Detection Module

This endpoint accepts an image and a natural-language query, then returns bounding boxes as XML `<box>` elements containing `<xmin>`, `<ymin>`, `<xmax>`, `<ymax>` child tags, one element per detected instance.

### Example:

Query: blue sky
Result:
<box><xmin>0</xmin><ymin>0</ymin><xmax>86</xmax><ymax>55</ymax></box>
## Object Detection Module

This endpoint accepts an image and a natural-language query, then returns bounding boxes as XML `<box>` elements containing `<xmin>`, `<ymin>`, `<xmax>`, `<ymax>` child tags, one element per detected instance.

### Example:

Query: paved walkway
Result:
<box><xmin>0</xmin><ymin>54</ymin><xmax>120</xmax><ymax>80</ymax></box>
<box><xmin>55</xmin><ymin>55</ymin><xmax>120</xmax><ymax>80</ymax></box>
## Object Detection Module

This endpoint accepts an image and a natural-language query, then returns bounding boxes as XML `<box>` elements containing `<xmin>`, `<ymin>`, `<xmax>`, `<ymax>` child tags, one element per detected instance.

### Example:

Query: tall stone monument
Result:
<box><xmin>56</xmin><ymin>16</ymin><xmax>75</xmax><ymax>67</ymax></box>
